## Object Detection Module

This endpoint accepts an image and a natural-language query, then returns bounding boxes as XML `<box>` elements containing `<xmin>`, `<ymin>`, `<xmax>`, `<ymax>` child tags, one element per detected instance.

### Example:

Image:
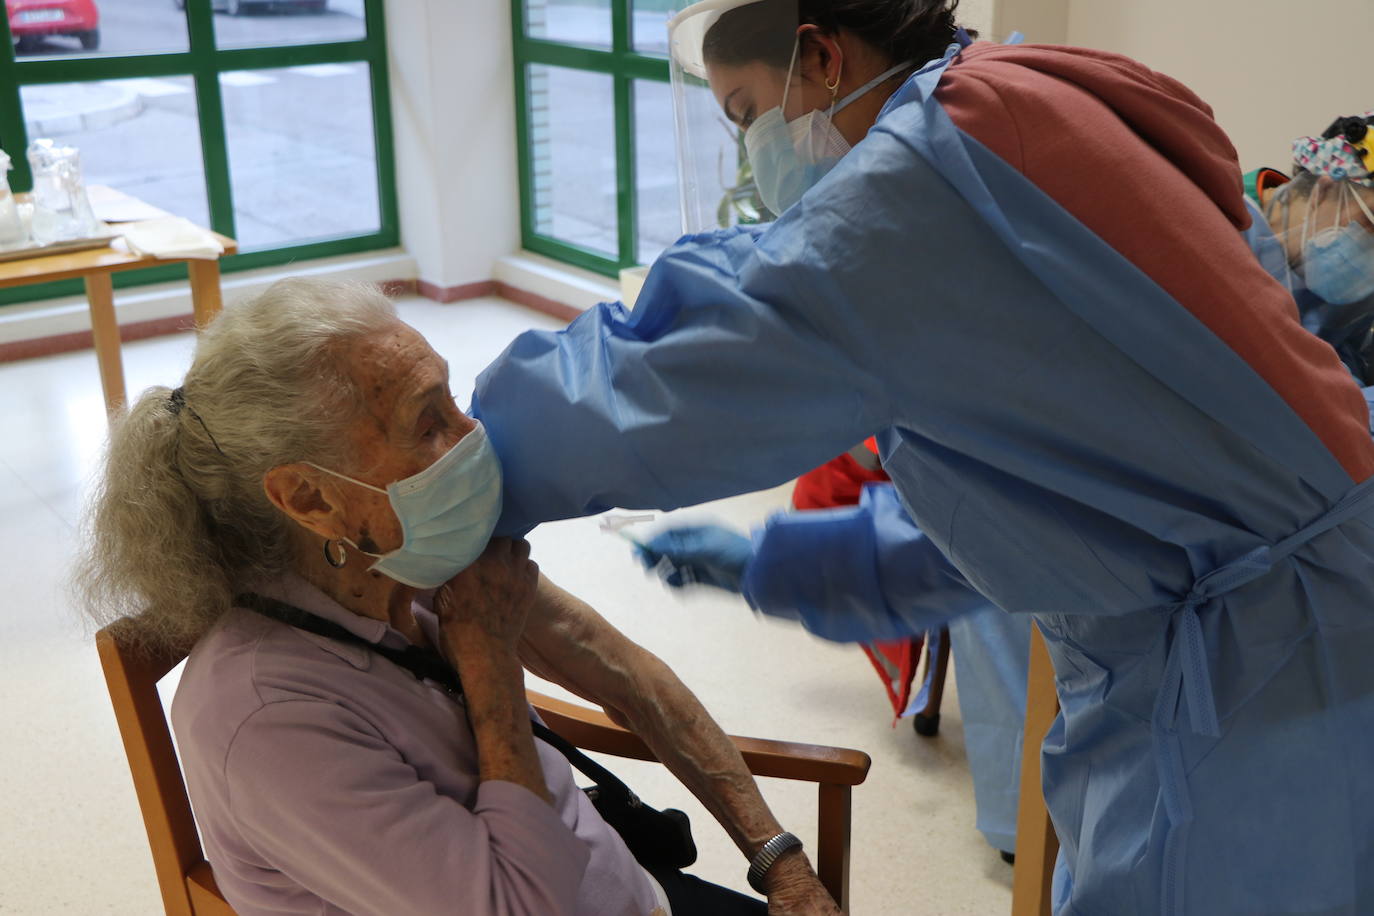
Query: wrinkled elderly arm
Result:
<box><xmin>519</xmin><ymin>575</ymin><xmax>820</xmax><ymax>895</ymax></box>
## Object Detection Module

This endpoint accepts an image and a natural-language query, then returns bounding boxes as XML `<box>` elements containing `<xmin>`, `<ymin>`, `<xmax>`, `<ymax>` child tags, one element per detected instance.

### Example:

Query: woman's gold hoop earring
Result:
<box><xmin>825</xmin><ymin>73</ymin><xmax>841</xmax><ymax>93</ymax></box>
<box><xmin>323</xmin><ymin>539</ymin><xmax>347</xmax><ymax>569</ymax></box>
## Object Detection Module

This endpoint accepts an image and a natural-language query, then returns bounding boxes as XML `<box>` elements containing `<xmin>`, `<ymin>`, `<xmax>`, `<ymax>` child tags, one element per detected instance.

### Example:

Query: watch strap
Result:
<box><xmin>747</xmin><ymin>831</ymin><xmax>803</xmax><ymax>894</ymax></box>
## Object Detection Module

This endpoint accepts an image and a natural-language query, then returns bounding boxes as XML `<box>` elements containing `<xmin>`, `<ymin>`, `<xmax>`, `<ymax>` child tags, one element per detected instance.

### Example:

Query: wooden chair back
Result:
<box><xmin>1010</xmin><ymin>625</ymin><xmax>1061</xmax><ymax>916</ymax></box>
<box><xmin>97</xmin><ymin>625</ymin><xmax>870</xmax><ymax>914</ymax></box>
<box><xmin>95</xmin><ymin>627</ymin><xmax>234</xmax><ymax>916</ymax></box>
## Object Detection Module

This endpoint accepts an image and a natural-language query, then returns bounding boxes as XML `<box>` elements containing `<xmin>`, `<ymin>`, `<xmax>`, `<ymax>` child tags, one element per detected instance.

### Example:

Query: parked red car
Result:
<box><xmin>6</xmin><ymin>0</ymin><xmax>99</xmax><ymax>52</ymax></box>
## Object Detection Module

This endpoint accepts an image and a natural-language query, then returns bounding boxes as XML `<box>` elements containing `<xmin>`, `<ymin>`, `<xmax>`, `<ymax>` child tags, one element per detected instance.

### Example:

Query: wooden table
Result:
<box><xmin>0</xmin><ymin>214</ymin><xmax>236</xmax><ymax>414</ymax></box>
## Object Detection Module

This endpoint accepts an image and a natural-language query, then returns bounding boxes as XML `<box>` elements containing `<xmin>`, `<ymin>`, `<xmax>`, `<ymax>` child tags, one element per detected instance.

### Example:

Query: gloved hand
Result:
<box><xmin>634</xmin><ymin>524</ymin><xmax>754</xmax><ymax>593</ymax></box>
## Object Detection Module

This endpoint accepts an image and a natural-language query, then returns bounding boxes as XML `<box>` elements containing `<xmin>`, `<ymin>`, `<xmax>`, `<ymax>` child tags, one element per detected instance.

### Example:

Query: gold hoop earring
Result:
<box><xmin>825</xmin><ymin>74</ymin><xmax>840</xmax><ymax>94</ymax></box>
<box><xmin>323</xmin><ymin>539</ymin><xmax>347</xmax><ymax>569</ymax></box>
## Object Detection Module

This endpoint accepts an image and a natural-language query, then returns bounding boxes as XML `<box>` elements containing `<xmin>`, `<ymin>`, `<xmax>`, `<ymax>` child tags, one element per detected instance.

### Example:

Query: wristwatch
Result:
<box><xmin>747</xmin><ymin>831</ymin><xmax>803</xmax><ymax>894</ymax></box>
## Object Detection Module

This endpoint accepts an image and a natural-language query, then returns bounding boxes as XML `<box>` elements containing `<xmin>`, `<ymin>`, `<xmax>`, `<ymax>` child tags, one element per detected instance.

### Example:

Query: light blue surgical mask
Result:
<box><xmin>744</xmin><ymin>46</ymin><xmax>915</xmax><ymax>217</ymax></box>
<box><xmin>309</xmin><ymin>420</ymin><xmax>504</xmax><ymax>589</ymax></box>
<box><xmin>1302</xmin><ymin>187</ymin><xmax>1374</xmax><ymax>305</ymax></box>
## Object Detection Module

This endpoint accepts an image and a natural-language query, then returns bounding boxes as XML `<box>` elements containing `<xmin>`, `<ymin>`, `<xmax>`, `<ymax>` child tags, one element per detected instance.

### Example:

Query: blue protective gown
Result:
<box><xmin>472</xmin><ymin>47</ymin><xmax>1374</xmax><ymax>915</ymax></box>
<box><xmin>948</xmin><ymin>604</ymin><xmax>1030</xmax><ymax>855</ymax></box>
<box><xmin>733</xmin><ymin>190</ymin><xmax>1374</xmax><ymax>868</ymax></box>
<box><xmin>731</xmin><ymin>194</ymin><xmax>1373</xmax><ymax>863</ymax></box>
<box><xmin>754</xmin><ymin>484</ymin><xmax>1032</xmax><ymax>857</ymax></box>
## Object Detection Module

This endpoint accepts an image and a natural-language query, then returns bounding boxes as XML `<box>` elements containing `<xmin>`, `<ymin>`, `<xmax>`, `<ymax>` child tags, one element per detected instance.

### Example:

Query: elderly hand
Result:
<box><xmin>434</xmin><ymin>537</ymin><xmax>540</xmax><ymax>652</ymax></box>
<box><xmin>634</xmin><ymin>524</ymin><xmax>753</xmax><ymax>593</ymax></box>
<box><xmin>764</xmin><ymin>853</ymin><xmax>842</xmax><ymax>916</ymax></box>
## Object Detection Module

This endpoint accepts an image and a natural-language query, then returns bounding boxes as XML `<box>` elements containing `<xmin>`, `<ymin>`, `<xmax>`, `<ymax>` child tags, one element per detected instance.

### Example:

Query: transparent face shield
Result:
<box><xmin>1268</xmin><ymin>176</ymin><xmax>1374</xmax><ymax>305</ymax></box>
<box><xmin>668</xmin><ymin>0</ymin><xmax>802</xmax><ymax>233</ymax></box>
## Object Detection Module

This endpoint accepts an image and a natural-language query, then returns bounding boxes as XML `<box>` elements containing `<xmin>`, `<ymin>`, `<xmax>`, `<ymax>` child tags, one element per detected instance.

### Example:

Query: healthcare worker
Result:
<box><xmin>632</xmin><ymin>106</ymin><xmax>1374</xmax><ymax>870</ymax></box>
<box><xmin>1255</xmin><ymin>111</ymin><xmax>1374</xmax><ymax>383</ymax></box>
<box><xmin>470</xmin><ymin>1</ymin><xmax>1374</xmax><ymax>912</ymax></box>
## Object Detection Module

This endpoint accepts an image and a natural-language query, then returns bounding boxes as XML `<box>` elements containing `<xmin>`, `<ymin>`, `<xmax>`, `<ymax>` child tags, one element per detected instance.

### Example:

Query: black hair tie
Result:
<box><xmin>168</xmin><ymin>386</ymin><xmax>227</xmax><ymax>457</ymax></box>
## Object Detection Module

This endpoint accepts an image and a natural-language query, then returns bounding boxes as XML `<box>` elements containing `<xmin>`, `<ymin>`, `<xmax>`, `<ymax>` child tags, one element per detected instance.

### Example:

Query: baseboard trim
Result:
<box><xmin>409</xmin><ymin>277</ymin><xmax>582</xmax><ymax>322</ymax></box>
<box><xmin>492</xmin><ymin>281</ymin><xmax>582</xmax><ymax>323</ymax></box>
<box><xmin>415</xmin><ymin>279</ymin><xmax>498</xmax><ymax>303</ymax></box>
<box><xmin>0</xmin><ymin>312</ymin><xmax>198</xmax><ymax>363</ymax></box>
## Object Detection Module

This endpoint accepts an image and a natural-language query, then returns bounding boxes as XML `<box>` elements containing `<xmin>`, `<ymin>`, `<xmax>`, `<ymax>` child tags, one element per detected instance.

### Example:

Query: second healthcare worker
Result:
<box><xmin>471</xmin><ymin>1</ymin><xmax>1374</xmax><ymax>913</ymax></box>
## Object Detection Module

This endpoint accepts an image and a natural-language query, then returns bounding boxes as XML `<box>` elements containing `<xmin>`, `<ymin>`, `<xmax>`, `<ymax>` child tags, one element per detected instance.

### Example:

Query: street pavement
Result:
<box><xmin>12</xmin><ymin>0</ymin><xmax>366</xmax><ymax>55</ymax></box>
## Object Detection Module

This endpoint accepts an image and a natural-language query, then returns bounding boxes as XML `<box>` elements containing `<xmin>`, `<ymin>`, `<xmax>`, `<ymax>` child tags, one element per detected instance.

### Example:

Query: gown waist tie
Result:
<box><xmin>1150</xmin><ymin>475</ymin><xmax>1374</xmax><ymax>915</ymax></box>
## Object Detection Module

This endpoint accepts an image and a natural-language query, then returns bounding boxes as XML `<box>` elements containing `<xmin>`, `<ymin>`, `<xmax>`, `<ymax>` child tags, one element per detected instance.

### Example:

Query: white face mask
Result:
<box><xmin>308</xmin><ymin>421</ymin><xmax>504</xmax><ymax>589</ymax></box>
<box><xmin>743</xmin><ymin>43</ymin><xmax>914</xmax><ymax>217</ymax></box>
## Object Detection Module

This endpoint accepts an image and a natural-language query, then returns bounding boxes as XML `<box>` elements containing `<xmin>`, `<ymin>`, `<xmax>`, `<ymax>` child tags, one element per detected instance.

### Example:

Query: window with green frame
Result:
<box><xmin>0</xmin><ymin>0</ymin><xmax>397</xmax><ymax>306</ymax></box>
<box><xmin>512</xmin><ymin>0</ymin><xmax>690</xmax><ymax>277</ymax></box>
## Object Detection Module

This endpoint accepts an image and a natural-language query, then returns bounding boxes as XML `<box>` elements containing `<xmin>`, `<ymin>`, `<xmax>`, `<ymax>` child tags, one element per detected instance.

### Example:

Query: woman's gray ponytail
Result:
<box><xmin>75</xmin><ymin>278</ymin><xmax>398</xmax><ymax>654</ymax></box>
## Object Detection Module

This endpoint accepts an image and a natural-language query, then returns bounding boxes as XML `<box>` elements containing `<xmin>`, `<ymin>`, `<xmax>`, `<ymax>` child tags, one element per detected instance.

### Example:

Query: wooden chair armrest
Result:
<box><xmin>527</xmin><ymin>690</ymin><xmax>870</xmax><ymax>786</ymax></box>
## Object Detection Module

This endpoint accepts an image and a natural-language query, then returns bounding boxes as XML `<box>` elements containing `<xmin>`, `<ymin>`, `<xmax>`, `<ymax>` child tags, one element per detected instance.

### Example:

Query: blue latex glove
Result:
<box><xmin>634</xmin><ymin>524</ymin><xmax>753</xmax><ymax>593</ymax></box>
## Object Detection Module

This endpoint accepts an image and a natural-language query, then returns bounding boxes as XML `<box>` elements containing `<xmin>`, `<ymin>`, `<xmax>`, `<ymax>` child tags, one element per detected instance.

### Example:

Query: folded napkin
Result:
<box><xmin>118</xmin><ymin>216</ymin><xmax>223</xmax><ymax>260</ymax></box>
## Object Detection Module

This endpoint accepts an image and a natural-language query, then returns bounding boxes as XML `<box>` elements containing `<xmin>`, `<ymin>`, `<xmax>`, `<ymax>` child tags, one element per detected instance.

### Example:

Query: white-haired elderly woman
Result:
<box><xmin>78</xmin><ymin>279</ymin><xmax>838</xmax><ymax>916</ymax></box>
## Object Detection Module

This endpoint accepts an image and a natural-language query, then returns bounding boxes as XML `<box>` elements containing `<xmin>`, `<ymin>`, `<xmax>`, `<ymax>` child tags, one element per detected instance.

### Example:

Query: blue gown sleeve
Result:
<box><xmin>740</xmin><ymin>483</ymin><xmax>995</xmax><ymax>643</ymax></box>
<box><xmin>471</xmin><ymin>225</ymin><xmax>897</xmax><ymax>535</ymax></box>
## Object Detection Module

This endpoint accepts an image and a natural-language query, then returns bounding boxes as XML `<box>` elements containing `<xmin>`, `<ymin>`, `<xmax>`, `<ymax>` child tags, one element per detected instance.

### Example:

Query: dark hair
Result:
<box><xmin>1321</xmin><ymin>115</ymin><xmax>1371</xmax><ymax>147</ymax></box>
<box><xmin>703</xmin><ymin>0</ymin><xmax>973</xmax><ymax>74</ymax></box>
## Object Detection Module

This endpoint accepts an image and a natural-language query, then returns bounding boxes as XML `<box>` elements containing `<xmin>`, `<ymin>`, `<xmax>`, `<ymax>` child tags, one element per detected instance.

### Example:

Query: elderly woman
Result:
<box><xmin>78</xmin><ymin>278</ymin><xmax>838</xmax><ymax>916</ymax></box>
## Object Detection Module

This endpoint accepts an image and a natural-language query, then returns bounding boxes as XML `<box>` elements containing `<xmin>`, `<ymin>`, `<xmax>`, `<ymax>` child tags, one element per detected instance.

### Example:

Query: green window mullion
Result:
<box><xmin>613</xmin><ymin>72</ymin><xmax>636</xmax><ymax>267</ymax></box>
<box><xmin>219</xmin><ymin>233</ymin><xmax>400</xmax><ymax>271</ymax></box>
<box><xmin>515</xmin><ymin>37</ymin><xmax>669</xmax><ymax>83</ymax></box>
<box><xmin>611</xmin><ymin>0</ymin><xmax>636</xmax><ymax>266</ymax></box>
<box><xmin>0</xmin><ymin>12</ymin><xmax>30</xmax><ymax>191</ymax></box>
<box><xmin>364</xmin><ymin>5</ymin><xmax>399</xmax><ymax>245</ymax></box>
<box><xmin>11</xmin><ymin>42</ymin><xmax>376</xmax><ymax>86</ymax></box>
<box><xmin>525</xmin><ymin>234</ymin><xmax>620</xmax><ymax>277</ymax></box>
<box><xmin>184</xmin><ymin>0</ymin><xmax>236</xmax><ymax>242</ymax></box>
<box><xmin>15</xmin><ymin>52</ymin><xmax>195</xmax><ymax>84</ymax></box>
<box><xmin>515</xmin><ymin>38</ymin><xmax>617</xmax><ymax>73</ymax></box>
<box><xmin>207</xmin><ymin>40</ymin><xmax>376</xmax><ymax>70</ymax></box>
<box><xmin>512</xmin><ymin>29</ymin><xmax>537</xmax><ymax>262</ymax></box>
<box><xmin>623</xmin><ymin>55</ymin><xmax>670</xmax><ymax>82</ymax></box>
<box><xmin>510</xmin><ymin>0</ymin><xmax>529</xmax><ymax>52</ymax></box>
<box><xmin>611</xmin><ymin>0</ymin><xmax>630</xmax><ymax>53</ymax></box>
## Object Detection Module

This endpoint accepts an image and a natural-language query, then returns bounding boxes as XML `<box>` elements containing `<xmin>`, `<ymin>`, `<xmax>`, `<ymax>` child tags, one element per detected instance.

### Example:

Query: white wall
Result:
<box><xmin>991</xmin><ymin>0</ymin><xmax>1066</xmax><ymax>43</ymax></box>
<box><xmin>385</xmin><ymin>0</ymin><xmax>521</xmax><ymax>290</ymax></box>
<box><xmin>1063</xmin><ymin>0</ymin><xmax>1374</xmax><ymax>172</ymax></box>
<box><xmin>960</xmin><ymin>0</ymin><xmax>997</xmax><ymax>38</ymax></box>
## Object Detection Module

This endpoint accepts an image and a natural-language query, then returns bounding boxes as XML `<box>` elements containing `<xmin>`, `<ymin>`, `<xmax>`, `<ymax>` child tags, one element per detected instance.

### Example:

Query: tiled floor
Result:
<box><xmin>0</xmin><ymin>295</ymin><xmax>1013</xmax><ymax>915</ymax></box>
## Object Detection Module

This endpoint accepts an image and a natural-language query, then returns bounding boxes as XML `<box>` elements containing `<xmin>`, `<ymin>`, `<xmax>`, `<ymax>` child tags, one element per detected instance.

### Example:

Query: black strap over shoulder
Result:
<box><xmin>235</xmin><ymin>592</ymin><xmax>639</xmax><ymax>803</ymax></box>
